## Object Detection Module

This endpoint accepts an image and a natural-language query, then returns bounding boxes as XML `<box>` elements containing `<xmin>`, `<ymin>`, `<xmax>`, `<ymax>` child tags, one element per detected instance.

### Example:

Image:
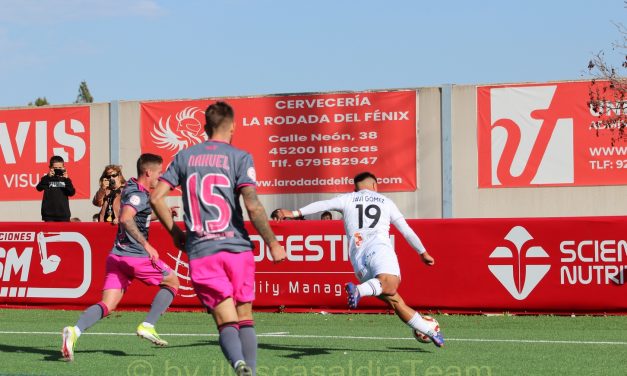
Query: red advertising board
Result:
<box><xmin>140</xmin><ymin>91</ymin><xmax>417</xmax><ymax>194</ymax></box>
<box><xmin>478</xmin><ymin>81</ymin><xmax>627</xmax><ymax>187</ymax></box>
<box><xmin>0</xmin><ymin>106</ymin><xmax>91</xmax><ymax>200</ymax></box>
<box><xmin>2</xmin><ymin>217</ymin><xmax>627</xmax><ymax>314</ymax></box>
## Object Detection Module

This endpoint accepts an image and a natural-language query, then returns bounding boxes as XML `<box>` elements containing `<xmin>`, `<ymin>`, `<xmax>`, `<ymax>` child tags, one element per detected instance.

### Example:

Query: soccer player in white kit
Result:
<box><xmin>276</xmin><ymin>172</ymin><xmax>444</xmax><ymax>347</ymax></box>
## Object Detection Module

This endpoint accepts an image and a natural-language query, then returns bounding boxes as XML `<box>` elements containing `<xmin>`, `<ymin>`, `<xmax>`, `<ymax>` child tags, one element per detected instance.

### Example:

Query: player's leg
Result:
<box><xmin>134</xmin><ymin>258</ymin><xmax>180</xmax><ymax>346</ymax></box>
<box><xmin>346</xmin><ymin>244</ymin><xmax>398</xmax><ymax>308</ymax></box>
<box><xmin>62</xmin><ymin>289</ymin><xmax>124</xmax><ymax>361</ymax></box>
<box><xmin>212</xmin><ymin>298</ymin><xmax>251</xmax><ymax>376</ymax></box>
<box><xmin>62</xmin><ymin>254</ymin><xmax>129</xmax><ymax>361</ymax></box>
<box><xmin>190</xmin><ymin>252</ymin><xmax>252</xmax><ymax>376</ymax></box>
<box><xmin>379</xmin><ymin>292</ymin><xmax>444</xmax><ymax>347</ymax></box>
<box><xmin>231</xmin><ymin>251</ymin><xmax>256</xmax><ymax>375</ymax></box>
<box><xmin>236</xmin><ymin>303</ymin><xmax>256</xmax><ymax>374</ymax></box>
<box><xmin>231</xmin><ymin>251</ymin><xmax>256</xmax><ymax>376</ymax></box>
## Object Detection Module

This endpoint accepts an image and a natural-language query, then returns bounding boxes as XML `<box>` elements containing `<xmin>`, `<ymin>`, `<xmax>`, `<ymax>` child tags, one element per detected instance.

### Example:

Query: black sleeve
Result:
<box><xmin>36</xmin><ymin>175</ymin><xmax>50</xmax><ymax>192</ymax></box>
<box><xmin>63</xmin><ymin>178</ymin><xmax>76</xmax><ymax>197</ymax></box>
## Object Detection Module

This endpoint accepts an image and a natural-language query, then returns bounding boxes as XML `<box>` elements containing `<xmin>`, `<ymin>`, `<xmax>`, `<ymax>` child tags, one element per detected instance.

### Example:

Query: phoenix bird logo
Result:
<box><xmin>488</xmin><ymin>226</ymin><xmax>551</xmax><ymax>300</ymax></box>
<box><xmin>151</xmin><ymin>107</ymin><xmax>207</xmax><ymax>152</ymax></box>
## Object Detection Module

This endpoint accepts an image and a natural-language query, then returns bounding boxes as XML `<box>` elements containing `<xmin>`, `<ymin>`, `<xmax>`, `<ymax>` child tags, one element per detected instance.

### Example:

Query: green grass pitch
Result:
<box><xmin>0</xmin><ymin>309</ymin><xmax>626</xmax><ymax>375</ymax></box>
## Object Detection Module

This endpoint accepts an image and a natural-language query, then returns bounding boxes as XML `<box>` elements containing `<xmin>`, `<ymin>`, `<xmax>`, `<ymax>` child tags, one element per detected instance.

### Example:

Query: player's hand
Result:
<box><xmin>145</xmin><ymin>242</ymin><xmax>160</xmax><ymax>267</ymax></box>
<box><xmin>273</xmin><ymin>209</ymin><xmax>293</xmax><ymax>221</ymax></box>
<box><xmin>111</xmin><ymin>218</ymin><xmax>119</xmax><ymax>225</ymax></box>
<box><xmin>421</xmin><ymin>252</ymin><xmax>435</xmax><ymax>266</ymax></box>
<box><xmin>269</xmin><ymin>241</ymin><xmax>287</xmax><ymax>263</ymax></box>
<box><xmin>171</xmin><ymin>226</ymin><xmax>186</xmax><ymax>250</ymax></box>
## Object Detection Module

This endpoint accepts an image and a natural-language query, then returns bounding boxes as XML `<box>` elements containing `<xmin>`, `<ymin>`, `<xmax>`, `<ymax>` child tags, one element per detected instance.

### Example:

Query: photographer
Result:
<box><xmin>93</xmin><ymin>165</ymin><xmax>126</xmax><ymax>224</ymax></box>
<box><xmin>36</xmin><ymin>155</ymin><xmax>76</xmax><ymax>222</ymax></box>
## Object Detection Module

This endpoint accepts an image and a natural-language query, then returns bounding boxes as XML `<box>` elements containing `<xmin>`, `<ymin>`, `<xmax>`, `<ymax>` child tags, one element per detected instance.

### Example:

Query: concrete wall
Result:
<box><xmin>1</xmin><ymin>82</ymin><xmax>625</xmax><ymax>222</ymax></box>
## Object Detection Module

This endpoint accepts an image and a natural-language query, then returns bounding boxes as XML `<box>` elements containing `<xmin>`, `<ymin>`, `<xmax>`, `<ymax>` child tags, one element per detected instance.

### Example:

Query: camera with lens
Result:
<box><xmin>108</xmin><ymin>177</ymin><xmax>117</xmax><ymax>190</ymax></box>
<box><xmin>54</xmin><ymin>168</ymin><xmax>65</xmax><ymax>177</ymax></box>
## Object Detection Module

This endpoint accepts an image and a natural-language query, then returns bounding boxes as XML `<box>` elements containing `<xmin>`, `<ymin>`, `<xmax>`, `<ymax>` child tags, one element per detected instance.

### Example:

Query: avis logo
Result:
<box><xmin>0</xmin><ymin>232</ymin><xmax>91</xmax><ymax>299</ymax></box>
<box><xmin>488</xmin><ymin>226</ymin><xmax>550</xmax><ymax>300</ymax></box>
<box><xmin>0</xmin><ymin>118</ymin><xmax>87</xmax><ymax>165</ymax></box>
<box><xmin>150</xmin><ymin>107</ymin><xmax>207</xmax><ymax>153</ymax></box>
<box><xmin>489</xmin><ymin>85</ymin><xmax>574</xmax><ymax>185</ymax></box>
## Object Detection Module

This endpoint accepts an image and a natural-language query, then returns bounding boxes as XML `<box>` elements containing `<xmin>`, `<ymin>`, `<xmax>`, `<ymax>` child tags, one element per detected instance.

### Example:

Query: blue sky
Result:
<box><xmin>0</xmin><ymin>0</ymin><xmax>624</xmax><ymax>107</ymax></box>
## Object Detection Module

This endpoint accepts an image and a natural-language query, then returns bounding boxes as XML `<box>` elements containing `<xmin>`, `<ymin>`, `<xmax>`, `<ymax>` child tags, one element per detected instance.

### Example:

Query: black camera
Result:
<box><xmin>108</xmin><ymin>177</ymin><xmax>116</xmax><ymax>190</ymax></box>
<box><xmin>54</xmin><ymin>168</ymin><xmax>65</xmax><ymax>177</ymax></box>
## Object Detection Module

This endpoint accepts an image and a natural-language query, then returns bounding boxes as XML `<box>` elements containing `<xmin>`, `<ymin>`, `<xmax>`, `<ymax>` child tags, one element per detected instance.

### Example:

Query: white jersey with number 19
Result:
<box><xmin>299</xmin><ymin>189</ymin><xmax>403</xmax><ymax>251</ymax></box>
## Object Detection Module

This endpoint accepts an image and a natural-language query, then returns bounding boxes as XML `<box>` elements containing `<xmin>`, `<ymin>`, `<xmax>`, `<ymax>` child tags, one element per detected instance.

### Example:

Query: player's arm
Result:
<box><xmin>62</xmin><ymin>176</ymin><xmax>76</xmax><ymax>197</ymax></box>
<box><xmin>150</xmin><ymin>180</ymin><xmax>185</xmax><ymax>249</ymax></box>
<box><xmin>118</xmin><ymin>205</ymin><xmax>159</xmax><ymax>264</ymax></box>
<box><xmin>391</xmin><ymin>217</ymin><xmax>434</xmax><ymax>266</ymax></box>
<box><xmin>240</xmin><ymin>185</ymin><xmax>286</xmax><ymax>263</ymax></box>
<box><xmin>36</xmin><ymin>174</ymin><xmax>50</xmax><ymax>191</ymax></box>
<box><xmin>277</xmin><ymin>197</ymin><xmax>344</xmax><ymax>220</ymax></box>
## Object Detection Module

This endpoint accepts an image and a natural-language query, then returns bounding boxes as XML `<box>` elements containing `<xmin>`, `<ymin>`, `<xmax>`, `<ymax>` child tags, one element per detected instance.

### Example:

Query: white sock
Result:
<box><xmin>73</xmin><ymin>326</ymin><xmax>82</xmax><ymax>337</ymax></box>
<box><xmin>356</xmin><ymin>278</ymin><xmax>383</xmax><ymax>297</ymax></box>
<box><xmin>407</xmin><ymin>313</ymin><xmax>436</xmax><ymax>337</ymax></box>
<box><xmin>141</xmin><ymin>322</ymin><xmax>154</xmax><ymax>328</ymax></box>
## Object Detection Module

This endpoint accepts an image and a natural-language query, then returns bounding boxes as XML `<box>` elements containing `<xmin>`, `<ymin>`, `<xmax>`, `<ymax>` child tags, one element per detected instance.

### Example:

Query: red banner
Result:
<box><xmin>478</xmin><ymin>81</ymin><xmax>627</xmax><ymax>187</ymax></box>
<box><xmin>140</xmin><ymin>91</ymin><xmax>417</xmax><ymax>194</ymax></box>
<box><xmin>2</xmin><ymin>217</ymin><xmax>627</xmax><ymax>313</ymax></box>
<box><xmin>0</xmin><ymin>106</ymin><xmax>91</xmax><ymax>200</ymax></box>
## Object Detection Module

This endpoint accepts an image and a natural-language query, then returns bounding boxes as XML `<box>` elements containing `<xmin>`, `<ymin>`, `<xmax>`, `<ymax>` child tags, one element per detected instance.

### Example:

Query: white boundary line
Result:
<box><xmin>0</xmin><ymin>331</ymin><xmax>626</xmax><ymax>345</ymax></box>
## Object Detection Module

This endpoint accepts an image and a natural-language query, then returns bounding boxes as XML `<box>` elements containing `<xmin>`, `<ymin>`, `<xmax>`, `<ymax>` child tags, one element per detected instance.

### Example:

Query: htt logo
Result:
<box><xmin>489</xmin><ymin>85</ymin><xmax>574</xmax><ymax>186</ymax></box>
<box><xmin>0</xmin><ymin>232</ymin><xmax>91</xmax><ymax>299</ymax></box>
<box><xmin>488</xmin><ymin>226</ymin><xmax>551</xmax><ymax>300</ymax></box>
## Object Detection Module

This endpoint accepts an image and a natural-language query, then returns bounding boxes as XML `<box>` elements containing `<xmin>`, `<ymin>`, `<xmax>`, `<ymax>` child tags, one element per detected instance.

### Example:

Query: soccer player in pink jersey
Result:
<box><xmin>151</xmin><ymin>102</ymin><xmax>286</xmax><ymax>376</ymax></box>
<box><xmin>62</xmin><ymin>154</ymin><xmax>180</xmax><ymax>361</ymax></box>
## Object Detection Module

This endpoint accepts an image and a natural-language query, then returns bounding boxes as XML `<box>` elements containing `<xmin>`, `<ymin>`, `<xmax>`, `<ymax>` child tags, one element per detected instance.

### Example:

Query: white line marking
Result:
<box><xmin>0</xmin><ymin>331</ymin><xmax>625</xmax><ymax>345</ymax></box>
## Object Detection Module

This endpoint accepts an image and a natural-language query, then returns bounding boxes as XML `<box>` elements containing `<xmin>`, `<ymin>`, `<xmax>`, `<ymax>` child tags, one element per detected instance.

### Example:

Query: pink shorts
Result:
<box><xmin>189</xmin><ymin>251</ymin><xmax>255</xmax><ymax>310</ymax></box>
<box><xmin>103</xmin><ymin>254</ymin><xmax>171</xmax><ymax>290</ymax></box>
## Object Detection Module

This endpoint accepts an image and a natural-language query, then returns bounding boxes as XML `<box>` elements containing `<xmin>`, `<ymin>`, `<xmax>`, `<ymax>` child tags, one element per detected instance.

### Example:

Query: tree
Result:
<box><xmin>75</xmin><ymin>81</ymin><xmax>94</xmax><ymax>104</ymax></box>
<box><xmin>587</xmin><ymin>16</ymin><xmax>626</xmax><ymax>145</ymax></box>
<box><xmin>28</xmin><ymin>97</ymin><xmax>49</xmax><ymax>106</ymax></box>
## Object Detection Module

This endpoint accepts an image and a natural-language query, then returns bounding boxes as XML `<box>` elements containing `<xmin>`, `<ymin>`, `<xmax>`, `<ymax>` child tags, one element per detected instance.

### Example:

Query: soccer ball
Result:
<box><xmin>412</xmin><ymin>315</ymin><xmax>440</xmax><ymax>343</ymax></box>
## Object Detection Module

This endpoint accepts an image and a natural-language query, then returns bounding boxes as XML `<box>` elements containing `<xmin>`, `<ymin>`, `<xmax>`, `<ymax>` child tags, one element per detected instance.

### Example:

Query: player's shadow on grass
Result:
<box><xmin>386</xmin><ymin>346</ymin><xmax>431</xmax><ymax>353</ymax></box>
<box><xmin>258</xmin><ymin>343</ymin><xmax>430</xmax><ymax>358</ymax></box>
<box><xmin>167</xmin><ymin>340</ymin><xmax>429</xmax><ymax>359</ymax></box>
<box><xmin>0</xmin><ymin>343</ymin><xmax>152</xmax><ymax>362</ymax></box>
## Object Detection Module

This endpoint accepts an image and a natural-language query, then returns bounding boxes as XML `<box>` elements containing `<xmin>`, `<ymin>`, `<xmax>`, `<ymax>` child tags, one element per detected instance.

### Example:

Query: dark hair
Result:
<box><xmin>99</xmin><ymin>165</ymin><xmax>127</xmax><ymax>186</ymax></box>
<box><xmin>137</xmin><ymin>153</ymin><xmax>163</xmax><ymax>176</ymax></box>
<box><xmin>354</xmin><ymin>171</ymin><xmax>377</xmax><ymax>185</ymax></box>
<box><xmin>321</xmin><ymin>211</ymin><xmax>332</xmax><ymax>219</ymax></box>
<box><xmin>49</xmin><ymin>155</ymin><xmax>64</xmax><ymax>166</ymax></box>
<box><xmin>204</xmin><ymin>101</ymin><xmax>234</xmax><ymax>137</ymax></box>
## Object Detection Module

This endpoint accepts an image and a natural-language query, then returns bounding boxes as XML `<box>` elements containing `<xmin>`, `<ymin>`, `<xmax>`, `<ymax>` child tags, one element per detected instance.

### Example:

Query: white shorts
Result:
<box><xmin>350</xmin><ymin>235</ymin><xmax>401</xmax><ymax>282</ymax></box>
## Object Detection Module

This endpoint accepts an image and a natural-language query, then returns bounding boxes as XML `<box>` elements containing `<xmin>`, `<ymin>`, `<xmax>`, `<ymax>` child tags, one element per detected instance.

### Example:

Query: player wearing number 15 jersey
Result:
<box><xmin>276</xmin><ymin>172</ymin><xmax>444</xmax><ymax>348</ymax></box>
<box><xmin>150</xmin><ymin>101</ymin><xmax>286</xmax><ymax>376</ymax></box>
